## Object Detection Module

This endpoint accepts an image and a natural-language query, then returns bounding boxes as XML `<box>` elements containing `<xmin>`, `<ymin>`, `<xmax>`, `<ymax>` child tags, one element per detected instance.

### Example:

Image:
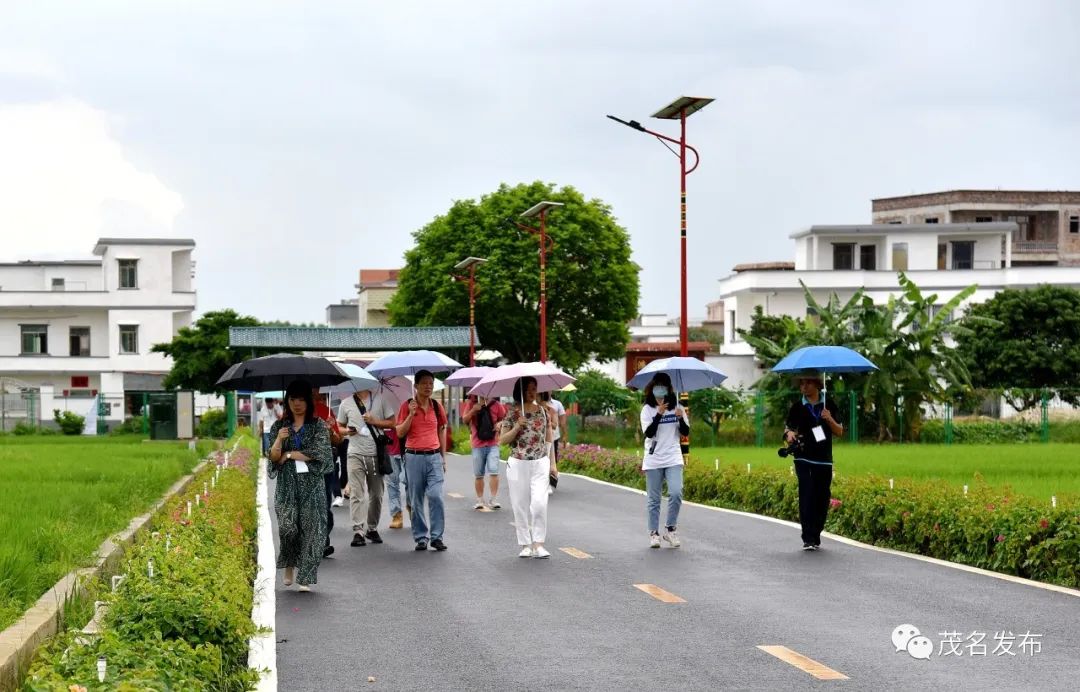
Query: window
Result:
<box><xmin>832</xmin><ymin>243</ymin><xmax>855</xmax><ymax>270</ymax></box>
<box><xmin>975</xmin><ymin>216</ymin><xmax>993</xmax><ymax>223</ymax></box>
<box><xmin>20</xmin><ymin>325</ymin><xmax>48</xmax><ymax>354</ymax></box>
<box><xmin>930</xmin><ymin>305</ymin><xmax>954</xmax><ymax>324</ymax></box>
<box><xmin>892</xmin><ymin>243</ymin><xmax>909</xmax><ymax>271</ymax></box>
<box><xmin>860</xmin><ymin>245</ymin><xmax>877</xmax><ymax>271</ymax></box>
<box><xmin>71</xmin><ymin>376</ymin><xmax>90</xmax><ymax>388</ymax></box>
<box><xmin>951</xmin><ymin>241</ymin><xmax>975</xmax><ymax>270</ymax></box>
<box><xmin>119</xmin><ymin>325</ymin><xmax>139</xmax><ymax>354</ymax></box>
<box><xmin>937</xmin><ymin>243</ymin><xmax>947</xmax><ymax>270</ymax></box>
<box><xmin>1007</xmin><ymin>214</ymin><xmax>1032</xmax><ymax>240</ymax></box>
<box><xmin>924</xmin><ymin>217</ymin><xmax>939</xmax><ymax>224</ymax></box>
<box><xmin>69</xmin><ymin>327</ymin><xmax>91</xmax><ymax>356</ymax></box>
<box><xmin>51</xmin><ymin>278</ymin><xmax>65</xmax><ymax>291</ymax></box>
<box><xmin>1071</xmin><ymin>216</ymin><xmax>1079</xmax><ymax>234</ymax></box>
<box><xmin>118</xmin><ymin>259</ymin><xmax>138</xmax><ymax>289</ymax></box>
<box><xmin>888</xmin><ymin>220</ymin><xmax>903</xmax><ymax>225</ymax></box>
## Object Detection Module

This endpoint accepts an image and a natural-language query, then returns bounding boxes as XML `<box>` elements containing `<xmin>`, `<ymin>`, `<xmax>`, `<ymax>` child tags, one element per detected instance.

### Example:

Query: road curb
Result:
<box><xmin>248</xmin><ymin>458</ymin><xmax>278</xmax><ymax>691</ymax></box>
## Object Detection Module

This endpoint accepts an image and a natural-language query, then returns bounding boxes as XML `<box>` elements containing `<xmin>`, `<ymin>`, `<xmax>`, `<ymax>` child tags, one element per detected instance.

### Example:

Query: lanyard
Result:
<box><xmin>804</xmin><ymin>400</ymin><xmax>823</xmax><ymax>422</ymax></box>
<box><xmin>290</xmin><ymin>423</ymin><xmax>305</xmax><ymax>450</ymax></box>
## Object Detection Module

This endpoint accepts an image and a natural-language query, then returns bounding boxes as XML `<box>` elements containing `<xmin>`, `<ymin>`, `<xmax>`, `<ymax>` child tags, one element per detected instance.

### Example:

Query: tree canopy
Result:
<box><xmin>387</xmin><ymin>181</ymin><xmax>640</xmax><ymax>371</ymax></box>
<box><xmin>956</xmin><ymin>285</ymin><xmax>1080</xmax><ymax>410</ymax></box>
<box><xmin>151</xmin><ymin>309</ymin><xmax>262</xmax><ymax>393</ymax></box>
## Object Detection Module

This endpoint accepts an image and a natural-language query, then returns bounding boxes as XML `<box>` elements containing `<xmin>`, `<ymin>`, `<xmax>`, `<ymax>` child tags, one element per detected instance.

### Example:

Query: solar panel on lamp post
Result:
<box><xmin>607</xmin><ymin>96</ymin><xmax>714</xmax><ymax>356</ymax></box>
<box><xmin>451</xmin><ymin>256</ymin><xmax>488</xmax><ymax>366</ymax></box>
<box><xmin>514</xmin><ymin>201</ymin><xmax>564</xmax><ymax>363</ymax></box>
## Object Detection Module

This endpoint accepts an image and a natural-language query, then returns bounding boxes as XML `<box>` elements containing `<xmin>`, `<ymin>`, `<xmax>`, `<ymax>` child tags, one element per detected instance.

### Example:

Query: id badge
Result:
<box><xmin>811</xmin><ymin>425</ymin><xmax>826</xmax><ymax>442</ymax></box>
<box><xmin>295</xmin><ymin>460</ymin><xmax>310</xmax><ymax>474</ymax></box>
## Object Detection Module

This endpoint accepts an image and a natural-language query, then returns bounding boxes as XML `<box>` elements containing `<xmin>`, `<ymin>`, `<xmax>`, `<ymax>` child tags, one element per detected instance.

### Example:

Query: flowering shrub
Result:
<box><xmin>559</xmin><ymin>444</ymin><xmax>1080</xmax><ymax>589</ymax></box>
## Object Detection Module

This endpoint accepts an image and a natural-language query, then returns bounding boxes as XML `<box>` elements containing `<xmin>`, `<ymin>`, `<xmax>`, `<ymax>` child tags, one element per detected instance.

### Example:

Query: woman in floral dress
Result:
<box><xmin>267</xmin><ymin>379</ymin><xmax>334</xmax><ymax>590</ymax></box>
<box><xmin>500</xmin><ymin>376</ymin><xmax>554</xmax><ymax>558</ymax></box>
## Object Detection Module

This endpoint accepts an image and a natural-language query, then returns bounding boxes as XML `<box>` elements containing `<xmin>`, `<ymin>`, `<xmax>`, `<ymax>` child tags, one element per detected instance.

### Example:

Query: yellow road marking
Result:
<box><xmin>559</xmin><ymin>547</ymin><xmax>592</xmax><ymax>559</ymax></box>
<box><xmin>447</xmin><ymin>492</ymin><xmax>464</xmax><ymax>499</ymax></box>
<box><xmin>756</xmin><ymin>645</ymin><xmax>849</xmax><ymax>681</ymax></box>
<box><xmin>633</xmin><ymin>583</ymin><xmax>686</xmax><ymax>603</ymax></box>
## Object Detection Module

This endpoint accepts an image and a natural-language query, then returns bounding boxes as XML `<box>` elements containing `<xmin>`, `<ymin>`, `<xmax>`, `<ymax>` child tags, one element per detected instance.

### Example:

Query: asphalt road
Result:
<box><xmin>270</xmin><ymin>454</ymin><xmax>1080</xmax><ymax>691</ymax></box>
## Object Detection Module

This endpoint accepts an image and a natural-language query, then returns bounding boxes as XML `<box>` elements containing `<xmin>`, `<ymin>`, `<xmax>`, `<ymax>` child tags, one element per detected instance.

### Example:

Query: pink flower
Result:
<box><xmin>1039</xmin><ymin>519</ymin><xmax>1049</xmax><ymax>529</ymax></box>
<box><xmin>995</xmin><ymin>534</ymin><xmax>1005</xmax><ymax>543</ymax></box>
<box><xmin>986</xmin><ymin>504</ymin><xmax>996</xmax><ymax>511</ymax></box>
<box><xmin>829</xmin><ymin>498</ymin><xmax>842</xmax><ymax>509</ymax></box>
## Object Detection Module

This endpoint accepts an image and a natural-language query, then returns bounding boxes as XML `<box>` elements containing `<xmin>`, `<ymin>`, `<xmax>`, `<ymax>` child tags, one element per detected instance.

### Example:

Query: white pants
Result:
<box><xmin>507</xmin><ymin>456</ymin><xmax>550</xmax><ymax>546</ymax></box>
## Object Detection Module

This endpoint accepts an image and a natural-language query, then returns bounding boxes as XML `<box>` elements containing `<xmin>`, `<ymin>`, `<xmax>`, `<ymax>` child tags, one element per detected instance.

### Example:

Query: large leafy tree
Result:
<box><xmin>387</xmin><ymin>181</ymin><xmax>639</xmax><ymax>370</ymax></box>
<box><xmin>956</xmin><ymin>285</ymin><xmax>1080</xmax><ymax>410</ymax></box>
<box><xmin>151</xmin><ymin>310</ymin><xmax>262</xmax><ymax>393</ymax></box>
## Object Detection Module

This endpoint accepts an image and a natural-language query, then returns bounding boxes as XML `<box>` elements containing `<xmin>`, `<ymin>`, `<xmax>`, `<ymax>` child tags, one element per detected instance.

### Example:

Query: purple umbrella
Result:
<box><xmin>468</xmin><ymin>362</ymin><xmax>575</xmax><ymax>399</ymax></box>
<box><xmin>444</xmin><ymin>366</ymin><xmax>495</xmax><ymax>389</ymax></box>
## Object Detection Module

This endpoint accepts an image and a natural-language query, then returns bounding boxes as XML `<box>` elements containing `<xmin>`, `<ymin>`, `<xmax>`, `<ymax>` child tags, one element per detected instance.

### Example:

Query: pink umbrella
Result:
<box><xmin>444</xmin><ymin>366</ymin><xmax>495</xmax><ymax>389</ymax></box>
<box><xmin>468</xmin><ymin>362</ymin><xmax>575</xmax><ymax>399</ymax></box>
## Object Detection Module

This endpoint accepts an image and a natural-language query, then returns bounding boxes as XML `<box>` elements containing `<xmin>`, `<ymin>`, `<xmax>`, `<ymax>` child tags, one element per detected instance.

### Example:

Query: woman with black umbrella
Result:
<box><xmin>267</xmin><ymin>379</ymin><xmax>334</xmax><ymax>590</ymax></box>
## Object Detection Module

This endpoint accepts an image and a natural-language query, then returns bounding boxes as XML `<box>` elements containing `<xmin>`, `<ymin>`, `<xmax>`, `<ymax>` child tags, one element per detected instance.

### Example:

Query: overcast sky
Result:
<box><xmin>3</xmin><ymin>1</ymin><xmax>1079</xmax><ymax>324</ymax></box>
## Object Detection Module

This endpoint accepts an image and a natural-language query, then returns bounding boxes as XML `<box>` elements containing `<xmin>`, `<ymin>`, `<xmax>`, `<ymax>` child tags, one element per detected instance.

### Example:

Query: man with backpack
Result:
<box><xmin>395</xmin><ymin>370</ymin><xmax>449</xmax><ymax>551</ymax></box>
<box><xmin>337</xmin><ymin>387</ymin><xmax>396</xmax><ymax>547</ymax></box>
<box><xmin>461</xmin><ymin>394</ymin><xmax>507</xmax><ymax>510</ymax></box>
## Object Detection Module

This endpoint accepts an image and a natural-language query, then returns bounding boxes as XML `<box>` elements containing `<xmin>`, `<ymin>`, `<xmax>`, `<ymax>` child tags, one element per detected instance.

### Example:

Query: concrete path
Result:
<box><xmin>270</xmin><ymin>454</ymin><xmax>1080</xmax><ymax>690</ymax></box>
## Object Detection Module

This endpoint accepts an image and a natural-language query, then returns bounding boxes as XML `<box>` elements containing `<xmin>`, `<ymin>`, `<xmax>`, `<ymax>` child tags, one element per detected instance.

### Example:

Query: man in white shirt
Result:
<box><xmin>257</xmin><ymin>399</ymin><xmax>281</xmax><ymax>456</ymax></box>
<box><xmin>337</xmin><ymin>389</ymin><xmax>396</xmax><ymax>546</ymax></box>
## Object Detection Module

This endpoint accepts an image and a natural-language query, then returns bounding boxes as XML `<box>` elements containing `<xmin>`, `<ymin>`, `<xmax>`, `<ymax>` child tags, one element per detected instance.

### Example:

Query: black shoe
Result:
<box><xmin>323</xmin><ymin>545</ymin><xmax>335</xmax><ymax>558</ymax></box>
<box><xmin>351</xmin><ymin>533</ymin><xmax>366</xmax><ymax>547</ymax></box>
<box><xmin>365</xmin><ymin>530</ymin><xmax>383</xmax><ymax>544</ymax></box>
<box><xmin>430</xmin><ymin>539</ymin><xmax>447</xmax><ymax>552</ymax></box>
<box><xmin>415</xmin><ymin>540</ymin><xmax>428</xmax><ymax>551</ymax></box>
<box><xmin>802</xmin><ymin>543</ymin><xmax>815</xmax><ymax>551</ymax></box>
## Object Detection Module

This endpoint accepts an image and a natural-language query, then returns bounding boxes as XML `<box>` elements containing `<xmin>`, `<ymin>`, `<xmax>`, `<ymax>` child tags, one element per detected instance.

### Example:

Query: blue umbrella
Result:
<box><xmin>627</xmin><ymin>356</ymin><xmax>728</xmax><ymax>392</ymax></box>
<box><xmin>319</xmin><ymin>363</ymin><xmax>379</xmax><ymax>395</ymax></box>
<box><xmin>771</xmin><ymin>346</ymin><xmax>878</xmax><ymax>374</ymax></box>
<box><xmin>365</xmin><ymin>350</ymin><xmax>463</xmax><ymax>378</ymax></box>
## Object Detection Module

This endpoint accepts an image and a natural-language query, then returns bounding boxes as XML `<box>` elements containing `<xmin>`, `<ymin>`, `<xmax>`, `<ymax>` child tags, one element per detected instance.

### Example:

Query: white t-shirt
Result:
<box><xmin>549</xmin><ymin>399</ymin><xmax>566</xmax><ymax>440</ymax></box>
<box><xmin>257</xmin><ymin>405</ymin><xmax>280</xmax><ymax>433</ymax></box>
<box><xmin>639</xmin><ymin>404</ymin><xmax>687</xmax><ymax>470</ymax></box>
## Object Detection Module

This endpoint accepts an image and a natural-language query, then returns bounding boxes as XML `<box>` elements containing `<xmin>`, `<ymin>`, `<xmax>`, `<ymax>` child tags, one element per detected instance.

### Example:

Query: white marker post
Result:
<box><xmin>963</xmin><ymin>485</ymin><xmax>968</xmax><ymax>496</ymax></box>
<box><xmin>1051</xmin><ymin>495</ymin><xmax>1057</xmax><ymax>508</ymax></box>
<box><xmin>147</xmin><ymin>559</ymin><xmax>154</xmax><ymax>579</ymax></box>
<box><xmin>186</xmin><ymin>501</ymin><xmax>192</xmax><ymax>517</ymax></box>
<box><xmin>204</xmin><ymin>482</ymin><xmax>209</xmax><ymax>496</ymax></box>
<box><xmin>889</xmin><ymin>478</ymin><xmax>894</xmax><ymax>490</ymax></box>
<box><xmin>166</xmin><ymin>534</ymin><xmax>171</xmax><ymax>551</ymax></box>
<box><xmin>714</xmin><ymin>459</ymin><xmax>719</xmax><ymax>471</ymax></box>
<box><xmin>111</xmin><ymin>575</ymin><xmax>124</xmax><ymax>592</ymax></box>
<box><xmin>97</xmin><ymin>656</ymin><xmax>107</xmax><ymax>682</ymax></box>
<box><xmin>746</xmin><ymin>463</ymin><xmax>751</xmax><ymax>474</ymax></box>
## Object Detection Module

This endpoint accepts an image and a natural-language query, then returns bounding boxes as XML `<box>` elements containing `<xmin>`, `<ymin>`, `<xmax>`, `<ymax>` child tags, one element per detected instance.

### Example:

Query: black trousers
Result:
<box><xmin>794</xmin><ymin>460</ymin><xmax>833</xmax><ymax>545</ymax></box>
<box><xmin>324</xmin><ymin>471</ymin><xmax>336</xmax><ymax>547</ymax></box>
<box><xmin>336</xmin><ymin>441</ymin><xmax>350</xmax><ymax>492</ymax></box>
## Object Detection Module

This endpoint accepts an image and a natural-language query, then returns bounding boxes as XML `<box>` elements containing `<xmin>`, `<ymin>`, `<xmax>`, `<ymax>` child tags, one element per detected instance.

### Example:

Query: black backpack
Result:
<box><xmin>475</xmin><ymin>404</ymin><xmax>496</xmax><ymax>442</ymax></box>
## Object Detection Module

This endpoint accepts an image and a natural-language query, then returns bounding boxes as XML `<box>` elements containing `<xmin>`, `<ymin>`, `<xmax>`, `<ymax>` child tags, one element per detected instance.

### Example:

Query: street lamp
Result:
<box><xmin>608</xmin><ymin>96</ymin><xmax>714</xmax><ymax>357</ymax></box>
<box><xmin>452</xmin><ymin>256</ymin><xmax>488</xmax><ymax>367</ymax></box>
<box><xmin>514</xmin><ymin>201</ymin><xmax>564</xmax><ymax>363</ymax></box>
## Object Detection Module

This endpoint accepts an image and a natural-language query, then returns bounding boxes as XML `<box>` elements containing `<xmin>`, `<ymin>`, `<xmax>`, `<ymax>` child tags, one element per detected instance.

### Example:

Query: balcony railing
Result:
<box><xmin>1013</xmin><ymin>240</ymin><xmax>1058</xmax><ymax>254</ymax></box>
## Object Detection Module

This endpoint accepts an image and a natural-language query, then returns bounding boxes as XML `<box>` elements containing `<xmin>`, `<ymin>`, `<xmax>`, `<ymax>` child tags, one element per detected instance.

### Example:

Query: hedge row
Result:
<box><xmin>559</xmin><ymin>444</ymin><xmax>1080</xmax><ymax>589</ymax></box>
<box><xmin>24</xmin><ymin>436</ymin><xmax>261</xmax><ymax>691</ymax></box>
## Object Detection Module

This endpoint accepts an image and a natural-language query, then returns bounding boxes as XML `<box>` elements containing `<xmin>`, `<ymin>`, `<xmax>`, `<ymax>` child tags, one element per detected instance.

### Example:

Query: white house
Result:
<box><xmin>716</xmin><ymin>221</ymin><xmax>1080</xmax><ymax>388</ymax></box>
<box><xmin>0</xmin><ymin>237</ymin><xmax>196</xmax><ymax>425</ymax></box>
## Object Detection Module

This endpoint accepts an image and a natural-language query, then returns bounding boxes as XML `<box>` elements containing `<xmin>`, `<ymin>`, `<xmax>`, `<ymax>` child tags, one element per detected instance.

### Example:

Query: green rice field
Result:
<box><xmin>0</xmin><ymin>436</ymin><xmax>209</xmax><ymax>631</ymax></box>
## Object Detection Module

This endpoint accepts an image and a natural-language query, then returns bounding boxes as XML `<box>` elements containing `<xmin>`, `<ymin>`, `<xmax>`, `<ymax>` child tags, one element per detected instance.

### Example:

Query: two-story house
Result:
<box><xmin>0</xmin><ymin>237</ymin><xmax>196</xmax><ymax>425</ymax></box>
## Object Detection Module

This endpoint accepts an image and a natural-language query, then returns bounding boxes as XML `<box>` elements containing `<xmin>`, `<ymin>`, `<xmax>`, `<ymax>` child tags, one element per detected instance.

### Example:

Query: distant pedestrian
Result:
<box><xmin>338</xmin><ymin>388</ymin><xmax>396</xmax><ymax>547</ymax></box>
<box><xmin>640</xmin><ymin>373</ymin><xmax>688</xmax><ymax>549</ymax></box>
<box><xmin>461</xmin><ymin>394</ymin><xmax>507</xmax><ymax>510</ymax></box>
<box><xmin>783</xmin><ymin>374</ymin><xmax>844</xmax><ymax>551</ymax></box>
<box><xmin>267</xmin><ymin>380</ymin><xmax>333</xmax><ymax>591</ymax></box>
<box><xmin>539</xmin><ymin>392</ymin><xmax>567</xmax><ymax>494</ymax></box>
<box><xmin>395</xmin><ymin>370</ymin><xmax>448</xmax><ymax>551</ymax></box>
<box><xmin>501</xmin><ymin>377</ymin><xmax>553</xmax><ymax>558</ymax></box>
<box><xmin>257</xmin><ymin>398</ymin><xmax>282</xmax><ymax>456</ymax></box>
<box><xmin>384</xmin><ymin>425</ymin><xmax>407</xmax><ymax>529</ymax></box>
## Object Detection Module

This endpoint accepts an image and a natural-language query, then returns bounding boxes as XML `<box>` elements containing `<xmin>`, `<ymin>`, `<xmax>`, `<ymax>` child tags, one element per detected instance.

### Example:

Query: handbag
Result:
<box><xmin>355</xmin><ymin>394</ymin><xmax>394</xmax><ymax>475</ymax></box>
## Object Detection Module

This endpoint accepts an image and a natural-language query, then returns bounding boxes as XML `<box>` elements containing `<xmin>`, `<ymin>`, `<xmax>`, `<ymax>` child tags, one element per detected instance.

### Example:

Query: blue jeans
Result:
<box><xmin>471</xmin><ymin>445</ymin><xmax>500</xmax><ymax>477</ymax></box>
<box><xmin>405</xmin><ymin>452</ymin><xmax>445</xmax><ymax>542</ymax></box>
<box><xmin>386</xmin><ymin>454</ymin><xmax>406</xmax><ymax>516</ymax></box>
<box><xmin>645</xmin><ymin>465</ymin><xmax>683</xmax><ymax>533</ymax></box>
<box><xmin>262</xmin><ymin>432</ymin><xmax>272</xmax><ymax>456</ymax></box>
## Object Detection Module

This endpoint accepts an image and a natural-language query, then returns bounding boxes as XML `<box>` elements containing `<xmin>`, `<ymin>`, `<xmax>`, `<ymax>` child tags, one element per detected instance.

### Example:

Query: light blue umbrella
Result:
<box><xmin>365</xmin><ymin>350</ymin><xmax>463</xmax><ymax>378</ymax></box>
<box><xmin>319</xmin><ymin>362</ymin><xmax>379</xmax><ymax>394</ymax></box>
<box><xmin>771</xmin><ymin>346</ymin><xmax>878</xmax><ymax>375</ymax></box>
<box><xmin>627</xmin><ymin>356</ymin><xmax>728</xmax><ymax>392</ymax></box>
<box><xmin>253</xmin><ymin>390</ymin><xmax>284</xmax><ymax>399</ymax></box>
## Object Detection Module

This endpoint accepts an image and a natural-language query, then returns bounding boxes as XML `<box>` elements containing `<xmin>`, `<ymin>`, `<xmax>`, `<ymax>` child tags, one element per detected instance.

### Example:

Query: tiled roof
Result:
<box><xmin>625</xmin><ymin>341</ymin><xmax>713</xmax><ymax>353</ymax></box>
<box><xmin>229</xmin><ymin>326</ymin><xmax>475</xmax><ymax>350</ymax></box>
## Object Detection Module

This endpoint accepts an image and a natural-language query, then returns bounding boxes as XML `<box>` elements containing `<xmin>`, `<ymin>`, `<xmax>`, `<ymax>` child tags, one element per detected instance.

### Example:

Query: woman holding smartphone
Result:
<box><xmin>640</xmin><ymin>373</ymin><xmax>689</xmax><ymax>549</ymax></box>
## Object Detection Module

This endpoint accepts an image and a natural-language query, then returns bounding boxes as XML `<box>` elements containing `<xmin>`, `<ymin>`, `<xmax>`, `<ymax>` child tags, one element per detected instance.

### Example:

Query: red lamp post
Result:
<box><xmin>452</xmin><ymin>256</ymin><xmax>487</xmax><ymax>367</ymax></box>
<box><xmin>608</xmin><ymin>96</ymin><xmax>714</xmax><ymax>357</ymax></box>
<box><xmin>515</xmin><ymin>201</ymin><xmax>563</xmax><ymax>363</ymax></box>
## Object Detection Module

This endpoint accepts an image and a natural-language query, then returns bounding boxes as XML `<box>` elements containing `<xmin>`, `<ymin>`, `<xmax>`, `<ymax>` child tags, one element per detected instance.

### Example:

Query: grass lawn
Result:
<box><xmin>0</xmin><ymin>435</ymin><xmax>209</xmax><ymax>631</ymax></box>
<box><xmin>689</xmin><ymin>443</ymin><xmax>1080</xmax><ymax>501</ymax></box>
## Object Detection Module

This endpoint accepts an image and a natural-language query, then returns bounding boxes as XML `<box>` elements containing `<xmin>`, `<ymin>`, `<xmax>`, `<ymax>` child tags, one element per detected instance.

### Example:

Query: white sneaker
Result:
<box><xmin>488</xmin><ymin>498</ymin><xmax>501</xmax><ymax>510</ymax></box>
<box><xmin>298</xmin><ymin>585</ymin><xmax>310</xmax><ymax>592</ymax></box>
<box><xmin>548</xmin><ymin>487</ymin><xmax>554</xmax><ymax>496</ymax></box>
<box><xmin>519</xmin><ymin>546</ymin><xmax>534</xmax><ymax>558</ymax></box>
<box><xmin>474</xmin><ymin>499</ymin><xmax>485</xmax><ymax>510</ymax></box>
<box><xmin>663</xmin><ymin>530</ymin><xmax>681</xmax><ymax>548</ymax></box>
<box><xmin>534</xmin><ymin>546</ymin><xmax>551</xmax><ymax>559</ymax></box>
<box><xmin>649</xmin><ymin>533</ymin><xmax>661</xmax><ymax>549</ymax></box>
<box><xmin>332</xmin><ymin>496</ymin><xmax>344</xmax><ymax>507</ymax></box>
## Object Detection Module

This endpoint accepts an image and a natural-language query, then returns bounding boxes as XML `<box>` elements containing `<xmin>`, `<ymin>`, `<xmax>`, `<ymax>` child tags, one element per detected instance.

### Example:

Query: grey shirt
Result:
<box><xmin>337</xmin><ymin>392</ymin><xmax>395</xmax><ymax>457</ymax></box>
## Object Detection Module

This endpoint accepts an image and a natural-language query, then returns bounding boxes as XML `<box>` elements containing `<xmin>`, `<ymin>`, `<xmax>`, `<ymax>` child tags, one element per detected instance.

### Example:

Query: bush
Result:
<box><xmin>111</xmin><ymin>415</ymin><xmax>146</xmax><ymax>435</ymax></box>
<box><xmin>196</xmin><ymin>409</ymin><xmax>228</xmax><ymax>438</ymax></box>
<box><xmin>920</xmin><ymin>418</ymin><xmax>1039</xmax><ymax>444</ymax></box>
<box><xmin>12</xmin><ymin>422</ymin><xmax>36</xmax><ymax>436</ymax></box>
<box><xmin>52</xmin><ymin>409</ymin><xmax>86</xmax><ymax>436</ymax></box>
<box><xmin>559</xmin><ymin>443</ymin><xmax>1080</xmax><ymax>589</ymax></box>
<box><xmin>24</xmin><ymin>435</ymin><xmax>261</xmax><ymax>691</ymax></box>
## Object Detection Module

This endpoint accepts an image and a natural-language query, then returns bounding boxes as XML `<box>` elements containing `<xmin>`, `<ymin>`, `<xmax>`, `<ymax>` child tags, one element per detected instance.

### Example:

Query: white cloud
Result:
<box><xmin>0</xmin><ymin>99</ymin><xmax>183</xmax><ymax>260</ymax></box>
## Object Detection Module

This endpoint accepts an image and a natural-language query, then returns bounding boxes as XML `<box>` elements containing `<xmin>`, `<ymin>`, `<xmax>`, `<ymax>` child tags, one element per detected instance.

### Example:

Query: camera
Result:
<box><xmin>778</xmin><ymin>436</ymin><xmax>804</xmax><ymax>458</ymax></box>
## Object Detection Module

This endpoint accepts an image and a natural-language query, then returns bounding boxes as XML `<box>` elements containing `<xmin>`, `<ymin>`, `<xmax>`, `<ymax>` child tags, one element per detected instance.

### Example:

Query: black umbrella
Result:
<box><xmin>215</xmin><ymin>354</ymin><xmax>351</xmax><ymax>391</ymax></box>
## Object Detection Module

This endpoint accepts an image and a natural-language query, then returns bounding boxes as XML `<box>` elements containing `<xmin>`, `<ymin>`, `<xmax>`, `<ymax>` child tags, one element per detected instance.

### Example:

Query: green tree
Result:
<box><xmin>687</xmin><ymin>326</ymin><xmax>722</xmax><ymax>350</ymax></box>
<box><xmin>574</xmin><ymin>370</ymin><xmax>633</xmax><ymax>417</ymax></box>
<box><xmin>956</xmin><ymin>285</ymin><xmax>1080</xmax><ymax>410</ymax></box>
<box><xmin>387</xmin><ymin>181</ymin><xmax>639</xmax><ymax>370</ymax></box>
<box><xmin>151</xmin><ymin>310</ymin><xmax>262</xmax><ymax>393</ymax></box>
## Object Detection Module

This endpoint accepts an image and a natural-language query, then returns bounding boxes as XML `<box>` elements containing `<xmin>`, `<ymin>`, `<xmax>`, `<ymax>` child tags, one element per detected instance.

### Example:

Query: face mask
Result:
<box><xmin>653</xmin><ymin>386</ymin><xmax>669</xmax><ymax>399</ymax></box>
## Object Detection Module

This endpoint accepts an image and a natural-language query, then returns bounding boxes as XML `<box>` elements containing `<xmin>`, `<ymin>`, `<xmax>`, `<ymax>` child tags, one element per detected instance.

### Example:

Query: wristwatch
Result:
<box><xmin>286</xmin><ymin>452</ymin><xmax>293</xmax><ymax>461</ymax></box>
